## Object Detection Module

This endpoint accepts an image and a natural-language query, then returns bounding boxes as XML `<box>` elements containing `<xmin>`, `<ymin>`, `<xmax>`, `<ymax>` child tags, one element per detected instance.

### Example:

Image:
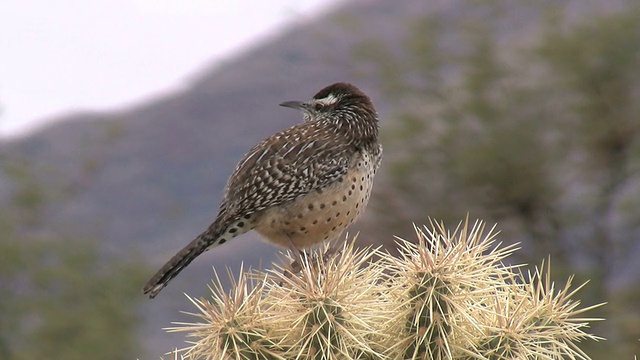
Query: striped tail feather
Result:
<box><xmin>143</xmin><ymin>232</ymin><xmax>213</xmax><ymax>298</ymax></box>
<box><xmin>143</xmin><ymin>215</ymin><xmax>254</xmax><ymax>298</ymax></box>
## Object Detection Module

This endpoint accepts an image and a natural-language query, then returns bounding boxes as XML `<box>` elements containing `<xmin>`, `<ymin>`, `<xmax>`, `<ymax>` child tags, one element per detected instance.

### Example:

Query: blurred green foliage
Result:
<box><xmin>0</xmin><ymin>158</ymin><xmax>147</xmax><ymax>360</ymax></box>
<box><xmin>352</xmin><ymin>2</ymin><xmax>640</xmax><ymax>358</ymax></box>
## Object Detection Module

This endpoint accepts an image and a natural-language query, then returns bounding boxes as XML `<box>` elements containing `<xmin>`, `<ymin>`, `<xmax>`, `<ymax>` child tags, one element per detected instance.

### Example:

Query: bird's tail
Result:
<box><xmin>143</xmin><ymin>230</ymin><xmax>216</xmax><ymax>299</ymax></box>
<box><xmin>143</xmin><ymin>215</ymin><xmax>254</xmax><ymax>298</ymax></box>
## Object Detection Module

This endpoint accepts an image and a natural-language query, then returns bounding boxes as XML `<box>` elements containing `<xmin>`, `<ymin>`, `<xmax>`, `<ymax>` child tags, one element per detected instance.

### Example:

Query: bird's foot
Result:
<box><xmin>287</xmin><ymin>249</ymin><xmax>306</xmax><ymax>276</ymax></box>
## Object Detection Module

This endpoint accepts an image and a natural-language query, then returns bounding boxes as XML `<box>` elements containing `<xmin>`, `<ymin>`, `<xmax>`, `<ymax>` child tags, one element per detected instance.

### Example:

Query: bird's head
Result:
<box><xmin>279</xmin><ymin>82</ymin><xmax>378</xmax><ymax>140</ymax></box>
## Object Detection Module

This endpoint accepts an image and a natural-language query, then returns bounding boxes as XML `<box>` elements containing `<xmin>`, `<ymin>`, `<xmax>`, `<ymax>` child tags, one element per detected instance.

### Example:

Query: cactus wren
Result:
<box><xmin>143</xmin><ymin>82</ymin><xmax>382</xmax><ymax>298</ymax></box>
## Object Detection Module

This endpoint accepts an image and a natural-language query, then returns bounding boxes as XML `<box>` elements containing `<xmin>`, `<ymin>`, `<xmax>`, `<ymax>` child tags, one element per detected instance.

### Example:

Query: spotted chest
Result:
<box><xmin>253</xmin><ymin>150</ymin><xmax>378</xmax><ymax>249</ymax></box>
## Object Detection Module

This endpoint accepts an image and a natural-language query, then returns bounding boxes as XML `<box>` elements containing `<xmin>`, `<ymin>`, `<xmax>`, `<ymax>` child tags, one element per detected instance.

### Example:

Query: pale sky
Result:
<box><xmin>0</xmin><ymin>0</ymin><xmax>342</xmax><ymax>137</ymax></box>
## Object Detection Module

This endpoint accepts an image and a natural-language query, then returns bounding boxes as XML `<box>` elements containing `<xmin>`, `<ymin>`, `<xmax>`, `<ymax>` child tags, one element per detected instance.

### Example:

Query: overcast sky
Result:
<box><xmin>0</xmin><ymin>0</ymin><xmax>342</xmax><ymax>137</ymax></box>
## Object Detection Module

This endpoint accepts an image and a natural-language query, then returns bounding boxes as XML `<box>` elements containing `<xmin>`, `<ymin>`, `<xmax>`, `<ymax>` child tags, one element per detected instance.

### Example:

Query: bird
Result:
<box><xmin>143</xmin><ymin>82</ymin><xmax>382</xmax><ymax>298</ymax></box>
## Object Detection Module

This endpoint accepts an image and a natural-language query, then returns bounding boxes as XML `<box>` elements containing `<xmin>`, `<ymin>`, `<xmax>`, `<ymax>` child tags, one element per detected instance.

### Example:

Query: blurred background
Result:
<box><xmin>1</xmin><ymin>0</ymin><xmax>639</xmax><ymax>358</ymax></box>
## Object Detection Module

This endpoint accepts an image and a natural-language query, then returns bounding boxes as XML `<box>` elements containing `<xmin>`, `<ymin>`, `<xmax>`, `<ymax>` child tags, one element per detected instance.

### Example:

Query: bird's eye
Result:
<box><xmin>313</xmin><ymin>103</ymin><xmax>324</xmax><ymax>111</ymax></box>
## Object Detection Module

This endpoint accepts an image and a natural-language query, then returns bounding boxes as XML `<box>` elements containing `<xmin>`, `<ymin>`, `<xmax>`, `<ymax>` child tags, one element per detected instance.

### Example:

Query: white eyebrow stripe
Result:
<box><xmin>326</xmin><ymin>94</ymin><xmax>338</xmax><ymax>104</ymax></box>
<box><xmin>317</xmin><ymin>94</ymin><xmax>338</xmax><ymax>106</ymax></box>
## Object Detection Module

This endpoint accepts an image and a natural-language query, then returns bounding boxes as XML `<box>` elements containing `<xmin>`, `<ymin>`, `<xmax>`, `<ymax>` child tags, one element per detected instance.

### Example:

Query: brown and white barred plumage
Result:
<box><xmin>143</xmin><ymin>82</ymin><xmax>382</xmax><ymax>298</ymax></box>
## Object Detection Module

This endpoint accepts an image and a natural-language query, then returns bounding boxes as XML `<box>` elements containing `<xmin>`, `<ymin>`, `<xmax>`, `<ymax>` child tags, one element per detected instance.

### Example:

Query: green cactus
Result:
<box><xmin>166</xmin><ymin>219</ymin><xmax>602</xmax><ymax>360</ymax></box>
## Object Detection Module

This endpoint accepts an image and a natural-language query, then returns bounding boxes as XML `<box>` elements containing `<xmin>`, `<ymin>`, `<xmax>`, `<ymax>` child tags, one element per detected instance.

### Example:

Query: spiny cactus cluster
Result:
<box><xmin>166</xmin><ymin>219</ymin><xmax>602</xmax><ymax>359</ymax></box>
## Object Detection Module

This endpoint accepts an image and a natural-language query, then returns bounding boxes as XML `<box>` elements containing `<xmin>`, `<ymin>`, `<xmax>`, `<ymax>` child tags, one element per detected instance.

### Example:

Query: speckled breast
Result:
<box><xmin>254</xmin><ymin>150</ymin><xmax>378</xmax><ymax>249</ymax></box>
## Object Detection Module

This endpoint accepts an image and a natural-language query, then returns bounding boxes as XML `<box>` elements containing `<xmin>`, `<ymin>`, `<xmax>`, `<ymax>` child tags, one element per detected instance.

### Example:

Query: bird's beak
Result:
<box><xmin>279</xmin><ymin>101</ymin><xmax>307</xmax><ymax>110</ymax></box>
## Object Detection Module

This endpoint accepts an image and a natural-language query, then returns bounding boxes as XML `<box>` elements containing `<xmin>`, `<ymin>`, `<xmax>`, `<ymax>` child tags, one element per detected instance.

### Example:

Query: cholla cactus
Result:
<box><xmin>166</xmin><ymin>219</ymin><xmax>602</xmax><ymax>360</ymax></box>
<box><xmin>169</xmin><ymin>266</ymin><xmax>283</xmax><ymax>360</ymax></box>
<box><xmin>381</xmin><ymin>220</ymin><xmax>520</xmax><ymax>359</ymax></box>
<box><xmin>169</xmin><ymin>241</ymin><xmax>391</xmax><ymax>359</ymax></box>
<box><xmin>263</xmin><ymin>241</ymin><xmax>391</xmax><ymax>359</ymax></box>
<box><xmin>471</xmin><ymin>261</ymin><xmax>603</xmax><ymax>359</ymax></box>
